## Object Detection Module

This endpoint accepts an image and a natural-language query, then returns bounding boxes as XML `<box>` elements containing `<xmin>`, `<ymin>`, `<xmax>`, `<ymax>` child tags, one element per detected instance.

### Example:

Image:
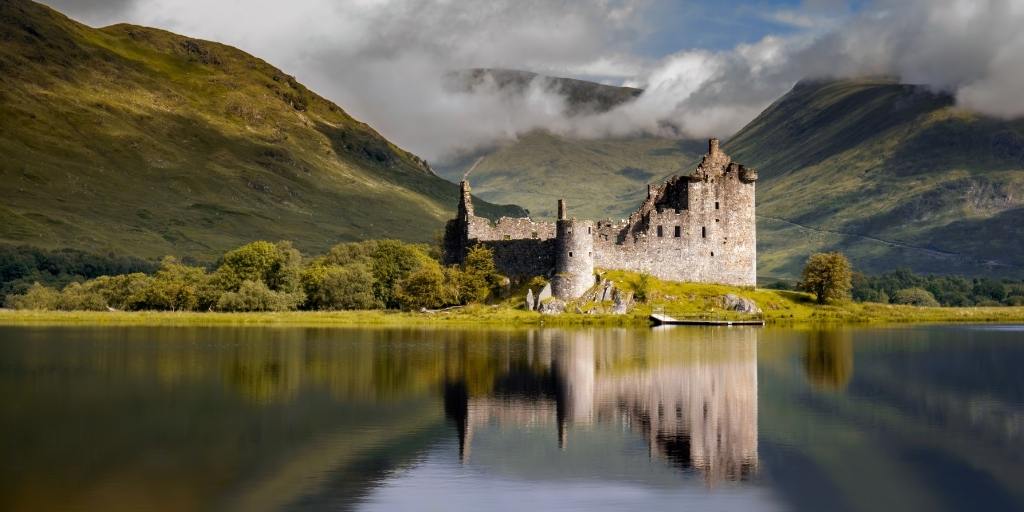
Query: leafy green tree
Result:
<box><xmin>458</xmin><ymin>245</ymin><xmax>505</xmax><ymax>303</ymax></box>
<box><xmin>214</xmin><ymin>241</ymin><xmax>303</xmax><ymax>294</ymax></box>
<box><xmin>395</xmin><ymin>260</ymin><xmax>456</xmax><ymax>310</ymax></box>
<box><xmin>216</xmin><ymin>280</ymin><xmax>304</xmax><ymax>312</ymax></box>
<box><xmin>5</xmin><ymin>282</ymin><xmax>60</xmax><ymax>310</ymax></box>
<box><xmin>147</xmin><ymin>257</ymin><xmax>215</xmax><ymax>311</ymax></box>
<box><xmin>892</xmin><ymin>287</ymin><xmax>940</xmax><ymax>307</ymax></box>
<box><xmin>302</xmin><ymin>263</ymin><xmax>380</xmax><ymax>310</ymax></box>
<box><xmin>369</xmin><ymin>240</ymin><xmax>433</xmax><ymax>308</ymax></box>
<box><xmin>800</xmin><ymin>252</ymin><xmax>853</xmax><ymax>304</ymax></box>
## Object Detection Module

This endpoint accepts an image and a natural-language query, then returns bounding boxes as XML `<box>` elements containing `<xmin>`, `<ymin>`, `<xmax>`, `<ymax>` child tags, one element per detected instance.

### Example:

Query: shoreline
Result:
<box><xmin>3</xmin><ymin>303</ymin><xmax>1024</xmax><ymax>328</ymax></box>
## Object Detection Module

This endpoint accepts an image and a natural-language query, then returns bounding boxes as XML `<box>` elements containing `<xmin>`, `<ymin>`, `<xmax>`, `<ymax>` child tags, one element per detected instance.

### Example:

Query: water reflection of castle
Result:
<box><xmin>443</xmin><ymin>328</ymin><xmax>759</xmax><ymax>483</ymax></box>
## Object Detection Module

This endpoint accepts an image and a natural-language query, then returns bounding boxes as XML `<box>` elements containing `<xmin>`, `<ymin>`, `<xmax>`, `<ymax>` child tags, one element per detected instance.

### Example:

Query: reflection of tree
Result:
<box><xmin>803</xmin><ymin>330</ymin><xmax>854</xmax><ymax>391</ymax></box>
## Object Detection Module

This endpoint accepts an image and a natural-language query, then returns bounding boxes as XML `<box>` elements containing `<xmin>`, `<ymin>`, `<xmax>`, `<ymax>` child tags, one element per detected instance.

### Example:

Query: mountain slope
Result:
<box><xmin>435</xmin><ymin>131</ymin><xmax>705</xmax><ymax>220</ymax></box>
<box><xmin>728</xmin><ymin>79</ymin><xmax>1024</xmax><ymax>278</ymax></box>
<box><xmin>0</xmin><ymin>0</ymin><xmax>523</xmax><ymax>259</ymax></box>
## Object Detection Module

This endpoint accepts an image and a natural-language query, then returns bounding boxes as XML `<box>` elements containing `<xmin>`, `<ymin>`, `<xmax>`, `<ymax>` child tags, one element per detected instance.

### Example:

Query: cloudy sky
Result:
<box><xmin>43</xmin><ymin>0</ymin><xmax>1024</xmax><ymax>162</ymax></box>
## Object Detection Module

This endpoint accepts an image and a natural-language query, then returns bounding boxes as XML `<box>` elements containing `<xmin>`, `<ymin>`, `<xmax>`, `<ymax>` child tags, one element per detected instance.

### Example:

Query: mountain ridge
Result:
<box><xmin>0</xmin><ymin>0</ymin><xmax>524</xmax><ymax>259</ymax></box>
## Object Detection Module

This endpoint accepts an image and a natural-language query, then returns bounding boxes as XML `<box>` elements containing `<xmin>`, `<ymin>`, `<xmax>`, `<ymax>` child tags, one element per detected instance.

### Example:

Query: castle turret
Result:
<box><xmin>552</xmin><ymin>200</ymin><xmax>595</xmax><ymax>300</ymax></box>
<box><xmin>458</xmin><ymin>180</ymin><xmax>475</xmax><ymax>218</ymax></box>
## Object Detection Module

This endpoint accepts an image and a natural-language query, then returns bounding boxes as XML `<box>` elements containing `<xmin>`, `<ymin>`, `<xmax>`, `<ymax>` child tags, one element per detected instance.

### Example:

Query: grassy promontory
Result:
<box><xmin>3</xmin><ymin>270</ymin><xmax>1024</xmax><ymax>327</ymax></box>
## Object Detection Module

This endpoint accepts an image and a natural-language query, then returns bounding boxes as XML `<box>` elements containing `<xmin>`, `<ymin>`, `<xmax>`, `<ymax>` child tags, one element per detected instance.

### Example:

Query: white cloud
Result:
<box><xmin>42</xmin><ymin>0</ymin><xmax>1024</xmax><ymax>160</ymax></box>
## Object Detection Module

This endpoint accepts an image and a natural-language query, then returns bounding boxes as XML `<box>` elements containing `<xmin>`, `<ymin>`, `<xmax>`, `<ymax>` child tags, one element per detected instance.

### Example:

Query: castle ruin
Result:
<box><xmin>443</xmin><ymin>138</ymin><xmax>757</xmax><ymax>298</ymax></box>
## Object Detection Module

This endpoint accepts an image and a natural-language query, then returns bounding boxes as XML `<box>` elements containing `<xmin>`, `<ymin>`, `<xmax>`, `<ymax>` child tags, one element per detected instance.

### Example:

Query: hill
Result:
<box><xmin>435</xmin><ymin>131</ymin><xmax>705</xmax><ymax>219</ymax></box>
<box><xmin>439</xmin><ymin>72</ymin><xmax>1024</xmax><ymax>280</ymax></box>
<box><xmin>0</xmin><ymin>0</ymin><xmax>523</xmax><ymax>260</ymax></box>
<box><xmin>435</xmin><ymin>70</ymin><xmax>703</xmax><ymax>220</ymax></box>
<box><xmin>728</xmin><ymin>79</ymin><xmax>1024</xmax><ymax>279</ymax></box>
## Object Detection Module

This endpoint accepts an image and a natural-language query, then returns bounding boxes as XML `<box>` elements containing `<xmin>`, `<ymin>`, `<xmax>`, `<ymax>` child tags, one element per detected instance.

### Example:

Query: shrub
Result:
<box><xmin>214</xmin><ymin>241</ymin><xmax>303</xmax><ymax>294</ymax></box>
<box><xmin>892</xmin><ymin>287</ymin><xmax>940</xmax><ymax>307</ymax></box>
<box><xmin>5</xmin><ymin>282</ymin><xmax>60</xmax><ymax>310</ymax></box>
<box><xmin>634</xmin><ymin>273</ymin><xmax>653</xmax><ymax>303</ymax></box>
<box><xmin>216</xmin><ymin>280</ymin><xmax>304</xmax><ymax>312</ymax></box>
<box><xmin>458</xmin><ymin>245</ymin><xmax>505</xmax><ymax>303</ymax></box>
<box><xmin>395</xmin><ymin>260</ymin><xmax>457</xmax><ymax>310</ymax></box>
<box><xmin>303</xmin><ymin>263</ymin><xmax>379</xmax><ymax>310</ymax></box>
<box><xmin>146</xmin><ymin>257</ymin><xmax>216</xmax><ymax>311</ymax></box>
<box><xmin>369</xmin><ymin>240</ymin><xmax>433</xmax><ymax>308</ymax></box>
<box><xmin>800</xmin><ymin>252</ymin><xmax>852</xmax><ymax>304</ymax></box>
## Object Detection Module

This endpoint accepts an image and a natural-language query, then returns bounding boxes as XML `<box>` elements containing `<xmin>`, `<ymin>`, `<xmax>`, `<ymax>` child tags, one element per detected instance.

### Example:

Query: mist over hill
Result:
<box><xmin>437</xmin><ymin>72</ymin><xmax>1024</xmax><ymax>279</ymax></box>
<box><xmin>0</xmin><ymin>0</ymin><xmax>523</xmax><ymax>260</ymax></box>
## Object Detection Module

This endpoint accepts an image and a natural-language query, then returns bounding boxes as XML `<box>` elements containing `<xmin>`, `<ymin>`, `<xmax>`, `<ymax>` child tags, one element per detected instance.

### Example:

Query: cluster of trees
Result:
<box><xmin>786</xmin><ymin>252</ymin><xmax>1024</xmax><ymax>307</ymax></box>
<box><xmin>4</xmin><ymin>240</ymin><xmax>505</xmax><ymax>312</ymax></box>
<box><xmin>851</xmin><ymin>269</ymin><xmax>1024</xmax><ymax>307</ymax></box>
<box><xmin>0</xmin><ymin>245</ymin><xmax>157</xmax><ymax>298</ymax></box>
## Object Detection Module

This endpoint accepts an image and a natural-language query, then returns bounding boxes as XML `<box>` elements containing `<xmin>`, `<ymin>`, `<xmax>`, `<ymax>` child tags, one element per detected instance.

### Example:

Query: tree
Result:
<box><xmin>5</xmin><ymin>282</ymin><xmax>60</xmax><ymax>310</ymax></box>
<box><xmin>216</xmin><ymin>280</ymin><xmax>304</xmax><ymax>312</ymax></box>
<box><xmin>147</xmin><ymin>257</ymin><xmax>215</xmax><ymax>311</ymax></box>
<box><xmin>458</xmin><ymin>245</ymin><xmax>505</xmax><ymax>303</ymax></box>
<box><xmin>369</xmin><ymin>240</ymin><xmax>433</xmax><ymax>308</ymax></box>
<box><xmin>800</xmin><ymin>252</ymin><xmax>852</xmax><ymax>304</ymax></box>
<box><xmin>214</xmin><ymin>241</ymin><xmax>303</xmax><ymax>295</ymax></box>
<box><xmin>302</xmin><ymin>263</ymin><xmax>380</xmax><ymax>310</ymax></box>
<box><xmin>395</xmin><ymin>260</ymin><xmax>457</xmax><ymax>310</ymax></box>
<box><xmin>892</xmin><ymin>287</ymin><xmax>940</xmax><ymax>307</ymax></box>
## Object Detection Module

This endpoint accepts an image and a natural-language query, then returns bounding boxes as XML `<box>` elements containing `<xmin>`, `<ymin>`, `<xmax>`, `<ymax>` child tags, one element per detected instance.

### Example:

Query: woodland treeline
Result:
<box><xmin>2</xmin><ymin>241</ymin><xmax>504</xmax><ymax>312</ymax></box>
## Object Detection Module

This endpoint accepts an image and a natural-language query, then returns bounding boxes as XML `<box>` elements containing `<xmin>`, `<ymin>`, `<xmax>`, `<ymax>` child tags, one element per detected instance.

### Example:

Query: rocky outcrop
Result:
<box><xmin>722</xmin><ymin>294</ymin><xmax>761</xmax><ymax>314</ymax></box>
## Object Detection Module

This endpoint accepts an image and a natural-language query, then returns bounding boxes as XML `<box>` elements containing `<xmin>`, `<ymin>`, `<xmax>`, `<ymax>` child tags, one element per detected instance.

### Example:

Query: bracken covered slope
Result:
<box><xmin>0</xmin><ymin>0</ymin><xmax>523</xmax><ymax>259</ymax></box>
<box><xmin>728</xmin><ymin>79</ymin><xmax>1024</xmax><ymax>279</ymax></box>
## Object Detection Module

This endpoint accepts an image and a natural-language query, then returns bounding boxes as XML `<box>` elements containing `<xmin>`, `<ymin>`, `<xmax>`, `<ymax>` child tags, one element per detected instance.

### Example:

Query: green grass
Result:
<box><xmin>0</xmin><ymin>0</ymin><xmax>523</xmax><ymax>261</ymax></box>
<box><xmin>5</xmin><ymin>270</ymin><xmax>1024</xmax><ymax>327</ymax></box>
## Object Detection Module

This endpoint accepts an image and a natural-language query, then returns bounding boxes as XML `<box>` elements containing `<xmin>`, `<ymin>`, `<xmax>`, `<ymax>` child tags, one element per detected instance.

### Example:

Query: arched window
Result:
<box><xmin>702</xmin><ymin>227</ymin><xmax>706</xmax><ymax>238</ymax></box>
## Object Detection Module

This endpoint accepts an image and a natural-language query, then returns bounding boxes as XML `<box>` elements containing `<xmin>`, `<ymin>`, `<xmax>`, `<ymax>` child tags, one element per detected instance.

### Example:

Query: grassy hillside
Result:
<box><xmin>435</xmin><ymin>132</ymin><xmax>705</xmax><ymax>220</ymax></box>
<box><xmin>728</xmin><ymin>79</ymin><xmax>1024</xmax><ymax>279</ymax></box>
<box><xmin>0</xmin><ymin>0</ymin><xmax>523</xmax><ymax>260</ymax></box>
<box><xmin>440</xmin><ymin>73</ymin><xmax>1024</xmax><ymax>280</ymax></box>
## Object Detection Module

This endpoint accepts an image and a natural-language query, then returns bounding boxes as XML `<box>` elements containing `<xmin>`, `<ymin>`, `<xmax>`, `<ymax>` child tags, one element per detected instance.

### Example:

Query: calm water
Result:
<box><xmin>1</xmin><ymin>325</ymin><xmax>1023</xmax><ymax>511</ymax></box>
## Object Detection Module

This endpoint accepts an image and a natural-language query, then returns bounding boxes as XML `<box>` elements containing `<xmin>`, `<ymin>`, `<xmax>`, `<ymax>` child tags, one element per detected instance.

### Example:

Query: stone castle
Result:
<box><xmin>443</xmin><ymin>138</ymin><xmax>757</xmax><ymax>299</ymax></box>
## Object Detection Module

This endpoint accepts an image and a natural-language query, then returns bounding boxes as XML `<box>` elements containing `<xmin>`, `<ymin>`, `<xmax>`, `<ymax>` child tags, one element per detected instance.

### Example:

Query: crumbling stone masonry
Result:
<box><xmin>443</xmin><ymin>138</ymin><xmax>757</xmax><ymax>300</ymax></box>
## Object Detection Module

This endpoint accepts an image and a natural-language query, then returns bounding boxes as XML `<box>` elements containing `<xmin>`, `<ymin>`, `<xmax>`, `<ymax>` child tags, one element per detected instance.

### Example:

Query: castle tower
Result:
<box><xmin>552</xmin><ymin>199</ymin><xmax>595</xmax><ymax>300</ymax></box>
<box><xmin>458</xmin><ymin>180</ymin><xmax>475</xmax><ymax>218</ymax></box>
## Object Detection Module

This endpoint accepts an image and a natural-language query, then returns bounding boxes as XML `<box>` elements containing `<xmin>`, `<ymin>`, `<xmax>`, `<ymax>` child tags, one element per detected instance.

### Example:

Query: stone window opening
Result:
<box><xmin>657</xmin><ymin>225</ymin><xmax>664</xmax><ymax>237</ymax></box>
<box><xmin>711</xmin><ymin>251</ymin><xmax>715</xmax><ymax>257</ymax></box>
<box><xmin>715</xmin><ymin>201</ymin><xmax>719</xmax><ymax>210</ymax></box>
<box><xmin>674</xmin><ymin>226</ymin><xmax>681</xmax><ymax>238</ymax></box>
<box><xmin>588</xmin><ymin>226</ymin><xmax>592</xmax><ymax>234</ymax></box>
<box><xmin>702</xmin><ymin>227</ymin><xmax>706</xmax><ymax>238</ymax></box>
<box><xmin>569</xmin><ymin>251</ymin><xmax>574</xmax><ymax>258</ymax></box>
<box><xmin>716</xmin><ymin>218</ymin><xmax>720</xmax><ymax>223</ymax></box>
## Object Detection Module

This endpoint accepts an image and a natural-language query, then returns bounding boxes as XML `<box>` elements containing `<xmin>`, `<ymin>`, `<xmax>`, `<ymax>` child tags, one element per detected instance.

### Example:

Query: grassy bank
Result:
<box><xmin>3</xmin><ymin>279</ymin><xmax>1024</xmax><ymax>327</ymax></box>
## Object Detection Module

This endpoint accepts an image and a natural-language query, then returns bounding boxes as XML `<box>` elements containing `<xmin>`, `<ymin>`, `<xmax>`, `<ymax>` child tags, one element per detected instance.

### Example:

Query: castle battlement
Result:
<box><xmin>443</xmin><ymin>139</ymin><xmax>757</xmax><ymax>299</ymax></box>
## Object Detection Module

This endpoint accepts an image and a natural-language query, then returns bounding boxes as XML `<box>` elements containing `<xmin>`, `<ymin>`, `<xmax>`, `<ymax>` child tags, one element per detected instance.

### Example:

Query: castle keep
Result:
<box><xmin>443</xmin><ymin>138</ymin><xmax>757</xmax><ymax>299</ymax></box>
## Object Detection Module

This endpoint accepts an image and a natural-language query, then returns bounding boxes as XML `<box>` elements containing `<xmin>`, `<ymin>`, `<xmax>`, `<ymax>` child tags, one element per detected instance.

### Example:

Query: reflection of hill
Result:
<box><xmin>444</xmin><ymin>328</ymin><xmax>759</xmax><ymax>483</ymax></box>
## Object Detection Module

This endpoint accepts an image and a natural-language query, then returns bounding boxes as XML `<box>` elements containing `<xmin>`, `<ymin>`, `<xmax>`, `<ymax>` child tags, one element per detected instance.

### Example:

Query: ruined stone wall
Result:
<box><xmin>592</xmin><ymin>140</ymin><xmax>757</xmax><ymax>287</ymax></box>
<box><xmin>443</xmin><ymin>139</ymin><xmax>757</xmax><ymax>293</ymax></box>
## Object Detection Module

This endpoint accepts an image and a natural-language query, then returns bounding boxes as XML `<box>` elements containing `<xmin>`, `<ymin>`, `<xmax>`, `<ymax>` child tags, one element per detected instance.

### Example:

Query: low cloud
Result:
<box><xmin>42</xmin><ymin>0</ymin><xmax>1024</xmax><ymax>162</ymax></box>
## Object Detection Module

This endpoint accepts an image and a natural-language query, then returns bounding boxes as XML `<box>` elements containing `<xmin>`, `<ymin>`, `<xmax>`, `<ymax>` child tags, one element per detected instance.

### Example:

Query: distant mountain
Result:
<box><xmin>0</xmin><ymin>0</ymin><xmax>523</xmax><ymax>259</ymax></box>
<box><xmin>434</xmin><ymin>131</ymin><xmax>704</xmax><ymax>220</ymax></box>
<box><xmin>729</xmin><ymin>78</ymin><xmax>1024</xmax><ymax>279</ymax></box>
<box><xmin>437</xmin><ymin>70</ymin><xmax>703</xmax><ymax>220</ymax></box>
<box><xmin>440</xmin><ymin>72</ymin><xmax>1024</xmax><ymax>279</ymax></box>
<box><xmin>449</xmin><ymin>68</ymin><xmax>642</xmax><ymax>116</ymax></box>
